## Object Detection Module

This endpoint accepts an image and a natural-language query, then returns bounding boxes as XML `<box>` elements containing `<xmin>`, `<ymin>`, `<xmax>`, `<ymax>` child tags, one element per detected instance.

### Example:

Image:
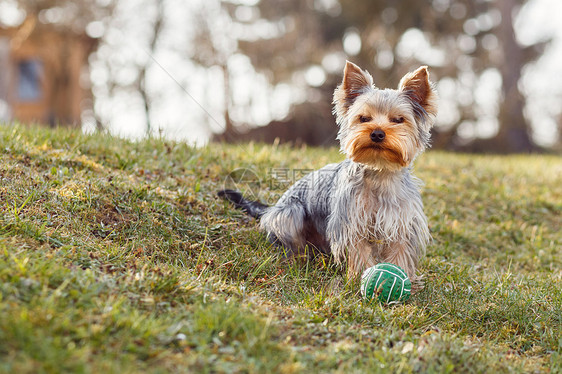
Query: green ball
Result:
<box><xmin>360</xmin><ymin>263</ymin><xmax>411</xmax><ymax>304</ymax></box>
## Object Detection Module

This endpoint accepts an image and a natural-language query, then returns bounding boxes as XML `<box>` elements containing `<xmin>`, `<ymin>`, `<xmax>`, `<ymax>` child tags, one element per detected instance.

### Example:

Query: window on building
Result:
<box><xmin>17</xmin><ymin>59</ymin><xmax>43</xmax><ymax>102</ymax></box>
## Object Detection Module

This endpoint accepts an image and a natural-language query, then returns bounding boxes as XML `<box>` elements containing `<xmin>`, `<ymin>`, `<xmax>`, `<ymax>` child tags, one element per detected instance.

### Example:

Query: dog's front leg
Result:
<box><xmin>345</xmin><ymin>240</ymin><xmax>379</xmax><ymax>279</ymax></box>
<box><xmin>382</xmin><ymin>241</ymin><xmax>423</xmax><ymax>290</ymax></box>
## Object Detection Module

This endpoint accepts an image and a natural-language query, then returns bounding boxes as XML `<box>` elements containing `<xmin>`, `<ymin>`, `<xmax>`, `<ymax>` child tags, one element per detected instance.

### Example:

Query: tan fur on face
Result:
<box><xmin>347</xmin><ymin>127</ymin><xmax>407</xmax><ymax>168</ymax></box>
<box><xmin>343</xmin><ymin>115</ymin><xmax>419</xmax><ymax>170</ymax></box>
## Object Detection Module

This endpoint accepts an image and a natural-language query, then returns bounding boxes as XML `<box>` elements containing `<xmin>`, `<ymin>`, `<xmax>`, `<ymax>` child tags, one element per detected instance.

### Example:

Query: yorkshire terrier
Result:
<box><xmin>219</xmin><ymin>61</ymin><xmax>438</xmax><ymax>286</ymax></box>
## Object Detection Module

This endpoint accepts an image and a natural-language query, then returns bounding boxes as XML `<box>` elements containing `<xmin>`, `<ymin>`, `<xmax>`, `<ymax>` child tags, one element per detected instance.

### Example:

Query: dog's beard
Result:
<box><xmin>343</xmin><ymin>127</ymin><xmax>418</xmax><ymax>170</ymax></box>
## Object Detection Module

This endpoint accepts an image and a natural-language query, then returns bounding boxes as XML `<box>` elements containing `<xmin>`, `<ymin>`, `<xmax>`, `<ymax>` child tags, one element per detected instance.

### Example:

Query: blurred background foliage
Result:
<box><xmin>1</xmin><ymin>0</ymin><xmax>560</xmax><ymax>152</ymax></box>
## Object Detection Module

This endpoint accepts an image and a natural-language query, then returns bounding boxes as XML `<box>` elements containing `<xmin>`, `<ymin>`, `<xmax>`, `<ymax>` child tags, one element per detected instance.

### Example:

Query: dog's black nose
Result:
<box><xmin>370</xmin><ymin>129</ymin><xmax>386</xmax><ymax>143</ymax></box>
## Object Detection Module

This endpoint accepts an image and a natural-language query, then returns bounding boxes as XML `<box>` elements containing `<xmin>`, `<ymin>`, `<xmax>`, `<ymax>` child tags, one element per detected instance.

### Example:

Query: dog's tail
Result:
<box><xmin>217</xmin><ymin>189</ymin><xmax>269</xmax><ymax>219</ymax></box>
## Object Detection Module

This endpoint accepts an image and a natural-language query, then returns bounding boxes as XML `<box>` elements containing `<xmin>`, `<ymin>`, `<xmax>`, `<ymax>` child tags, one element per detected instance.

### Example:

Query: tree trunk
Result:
<box><xmin>222</xmin><ymin>62</ymin><xmax>235</xmax><ymax>140</ymax></box>
<box><xmin>495</xmin><ymin>0</ymin><xmax>535</xmax><ymax>152</ymax></box>
<box><xmin>139</xmin><ymin>70</ymin><xmax>151</xmax><ymax>136</ymax></box>
<box><xmin>139</xmin><ymin>0</ymin><xmax>164</xmax><ymax>137</ymax></box>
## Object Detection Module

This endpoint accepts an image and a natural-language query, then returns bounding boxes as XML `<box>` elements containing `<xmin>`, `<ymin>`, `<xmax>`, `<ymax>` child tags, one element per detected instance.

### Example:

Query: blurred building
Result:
<box><xmin>0</xmin><ymin>17</ymin><xmax>96</xmax><ymax>126</ymax></box>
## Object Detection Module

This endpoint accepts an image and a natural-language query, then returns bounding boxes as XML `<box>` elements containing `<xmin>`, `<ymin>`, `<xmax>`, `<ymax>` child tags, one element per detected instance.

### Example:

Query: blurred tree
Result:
<box><xmin>495</xmin><ymin>0</ymin><xmax>534</xmax><ymax>152</ymax></box>
<box><xmin>129</xmin><ymin>0</ymin><xmax>164</xmax><ymax>136</ymax></box>
<box><xmin>5</xmin><ymin>0</ymin><xmax>554</xmax><ymax>151</ymax></box>
<box><xmin>90</xmin><ymin>0</ymin><xmax>167</xmax><ymax>135</ymax></box>
<box><xmin>226</xmin><ymin>0</ymin><xmax>550</xmax><ymax>152</ymax></box>
<box><xmin>418</xmin><ymin>0</ymin><xmax>546</xmax><ymax>152</ymax></box>
<box><xmin>222</xmin><ymin>0</ymin><xmax>348</xmax><ymax>145</ymax></box>
<box><xmin>187</xmin><ymin>1</ymin><xmax>240</xmax><ymax>140</ymax></box>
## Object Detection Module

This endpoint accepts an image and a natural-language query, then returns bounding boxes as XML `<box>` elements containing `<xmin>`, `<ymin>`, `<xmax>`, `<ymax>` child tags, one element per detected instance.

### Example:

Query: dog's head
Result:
<box><xmin>333</xmin><ymin>61</ymin><xmax>438</xmax><ymax>171</ymax></box>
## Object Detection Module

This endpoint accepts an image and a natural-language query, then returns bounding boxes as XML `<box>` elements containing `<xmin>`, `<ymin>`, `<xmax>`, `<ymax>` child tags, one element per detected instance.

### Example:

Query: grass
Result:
<box><xmin>0</xmin><ymin>123</ymin><xmax>561</xmax><ymax>373</ymax></box>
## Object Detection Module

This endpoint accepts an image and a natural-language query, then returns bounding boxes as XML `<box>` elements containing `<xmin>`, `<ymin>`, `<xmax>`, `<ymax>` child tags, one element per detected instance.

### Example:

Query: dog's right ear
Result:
<box><xmin>333</xmin><ymin>61</ymin><xmax>374</xmax><ymax>120</ymax></box>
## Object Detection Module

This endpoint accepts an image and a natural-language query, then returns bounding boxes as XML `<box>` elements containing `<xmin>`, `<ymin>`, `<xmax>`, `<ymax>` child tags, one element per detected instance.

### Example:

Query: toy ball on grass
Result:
<box><xmin>360</xmin><ymin>263</ymin><xmax>411</xmax><ymax>304</ymax></box>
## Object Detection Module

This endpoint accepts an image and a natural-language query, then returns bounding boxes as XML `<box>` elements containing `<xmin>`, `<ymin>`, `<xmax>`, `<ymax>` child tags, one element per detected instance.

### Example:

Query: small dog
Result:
<box><xmin>219</xmin><ymin>61</ymin><xmax>438</xmax><ymax>286</ymax></box>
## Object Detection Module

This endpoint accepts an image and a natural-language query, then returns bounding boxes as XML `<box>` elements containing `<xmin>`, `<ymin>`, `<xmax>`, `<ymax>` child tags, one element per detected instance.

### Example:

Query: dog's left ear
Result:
<box><xmin>399</xmin><ymin>66</ymin><xmax>438</xmax><ymax>121</ymax></box>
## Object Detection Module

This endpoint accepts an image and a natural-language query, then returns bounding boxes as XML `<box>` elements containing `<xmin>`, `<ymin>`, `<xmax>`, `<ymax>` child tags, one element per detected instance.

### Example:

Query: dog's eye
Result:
<box><xmin>390</xmin><ymin>117</ymin><xmax>404</xmax><ymax>124</ymax></box>
<box><xmin>359</xmin><ymin>115</ymin><xmax>372</xmax><ymax>123</ymax></box>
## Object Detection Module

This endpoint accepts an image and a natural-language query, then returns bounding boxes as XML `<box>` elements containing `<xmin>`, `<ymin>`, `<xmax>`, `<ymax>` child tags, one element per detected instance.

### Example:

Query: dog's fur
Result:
<box><xmin>219</xmin><ymin>61</ymin><xmax>438</xmax><ymax>286</ymax></box>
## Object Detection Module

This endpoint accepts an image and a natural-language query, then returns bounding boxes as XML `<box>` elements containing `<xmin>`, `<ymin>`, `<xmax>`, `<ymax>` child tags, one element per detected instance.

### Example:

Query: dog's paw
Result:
<box><xmin>410</xmin><ymin>274</ymin><xmax>425</xmax><ymax>294</ymax></box>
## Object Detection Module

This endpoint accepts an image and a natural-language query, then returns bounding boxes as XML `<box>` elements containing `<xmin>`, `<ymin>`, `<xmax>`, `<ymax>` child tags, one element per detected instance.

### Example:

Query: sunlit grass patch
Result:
<box><xmin>0</xmin><ymin>124</ymin><xmax>560</xmax><ymax>373</ymax></box>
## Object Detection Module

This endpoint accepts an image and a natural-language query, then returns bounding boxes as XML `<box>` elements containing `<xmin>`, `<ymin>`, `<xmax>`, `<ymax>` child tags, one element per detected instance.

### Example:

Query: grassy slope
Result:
<box><xmin>0</xmin><ymin>124</ymin><xmax>561</xmax><ymax>373</ymax></box>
